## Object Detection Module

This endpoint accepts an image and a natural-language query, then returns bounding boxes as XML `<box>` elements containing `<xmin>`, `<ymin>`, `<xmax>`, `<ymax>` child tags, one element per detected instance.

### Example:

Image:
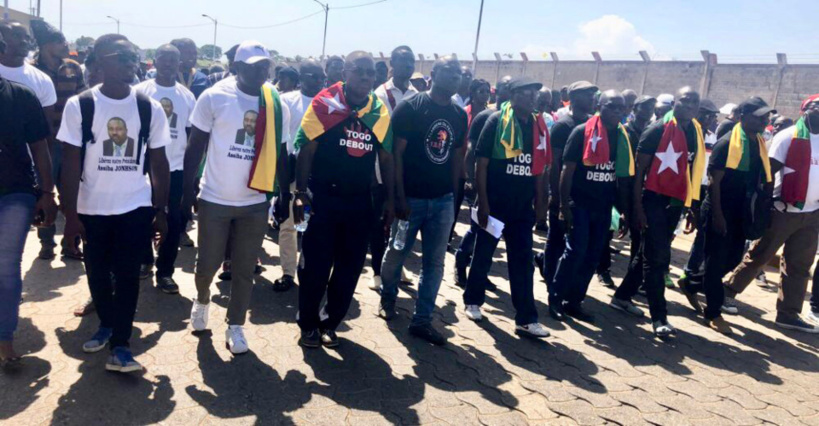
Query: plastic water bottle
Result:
<box><xmin>295</xmin><ymin>206</ymin><xmax>311</xmax><ymax>232</ymax></box>
<box><xmin>393</xmin><ymin>220</ymin><xmax>409</xmax><ymax>250</ymax></box>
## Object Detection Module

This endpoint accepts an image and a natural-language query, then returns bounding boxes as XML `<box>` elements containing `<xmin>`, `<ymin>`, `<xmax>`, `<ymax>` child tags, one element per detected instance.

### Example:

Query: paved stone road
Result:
<box><xmin>3</xmin><ymin>214</ymin><xmax>819</xmax><ymax>425</ymax></box>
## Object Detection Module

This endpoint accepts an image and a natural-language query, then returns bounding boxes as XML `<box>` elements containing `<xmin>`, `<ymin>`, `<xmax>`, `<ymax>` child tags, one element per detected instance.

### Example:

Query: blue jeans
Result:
<box><xmin>550</xmin><ymin>205</ymin><xmax>611</xmax><ymax>308</ymax></box>
<box><xmin>381</xmin><ymin>194</ymin><xmax>455</xmax><ymax>327</ymax></box>
<box><xmin>0</xmin><ymin>193</ymin><xmax>36</xmax><ymax>341</ymax></box>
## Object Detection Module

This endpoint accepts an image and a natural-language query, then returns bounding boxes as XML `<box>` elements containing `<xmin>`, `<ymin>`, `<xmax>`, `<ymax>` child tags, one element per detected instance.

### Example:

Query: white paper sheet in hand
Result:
<box><xmin>471</xmin><ymin>207</ymin><xmax>505</xmax><ymax>239</ymax></box>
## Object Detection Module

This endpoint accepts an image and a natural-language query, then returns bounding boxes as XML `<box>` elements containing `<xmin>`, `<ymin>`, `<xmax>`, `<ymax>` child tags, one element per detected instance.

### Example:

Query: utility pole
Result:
<box><xmin>313</xmin><ymin>0</ymin><xmax>329</xmax><ymax>58</ymax></box>
<box><xmin>3</xmin><ymin>0</ymin><xmax>8</xmax><ymax>20</ymax></box>
<box><xmin>106</xmin><ymin>15</ymin><xmax>120</xmax><ymax>34</ymax></box>
<box><xmin>59</xmin><ymin>0</ymin><xmax>62</xmax><ymax>31</ymax></box>
<box><xmin>472</xmin><ymin>0</ymin><xmax>485</xmax><ymax>73</ymax></box>
<box><xmin>202</xmin><ymin>14</ymin><xmax>218</xmax><ymax>63</ymax></box>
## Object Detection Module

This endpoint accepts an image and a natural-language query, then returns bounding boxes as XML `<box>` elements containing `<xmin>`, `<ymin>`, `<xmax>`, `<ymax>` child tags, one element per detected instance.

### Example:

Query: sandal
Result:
<box><xmin>73</xmin><ymin>298</ymin><xmax>96</xmax><ymax>317</ymax></box>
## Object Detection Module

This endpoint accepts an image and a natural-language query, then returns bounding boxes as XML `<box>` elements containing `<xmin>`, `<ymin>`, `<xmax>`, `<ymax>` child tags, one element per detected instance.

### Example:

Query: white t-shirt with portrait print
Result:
<box><xmin>57</xmin><ymin>86</ymin><xmax>171</xmax><ymax>216</ymax></box>
<box><xmin>0</xmin><ymin>62</ymin><xmax>57</xmax><ymax>107</ymax></box>
<box><xmin>190</xmin><ymin>78</ymin><xmax>291</xmax><ymax>207</ymax></box>
<box><xmin>134</xmin><ymin>79</ymin><xmax>196</xmax><ymax>171</ymax></box>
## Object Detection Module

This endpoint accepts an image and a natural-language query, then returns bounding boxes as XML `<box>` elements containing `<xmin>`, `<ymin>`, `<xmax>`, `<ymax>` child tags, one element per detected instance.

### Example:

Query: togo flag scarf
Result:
<box><xmin>644</xmin><ymin>112</ymin><xmax>706</xmax><ymax>207</ymax></box>
<box><xmin>781</xmin><ymin>94</ymin><xmax>819</xmax><ymax>209</ymax></box>
<box><xmin>582</xmin><ymin>113</ymin><xmax>635</xmax><ymax>177</ymax></box>
<box><xmin>248</xmin><ymin>84</ymin><xmax>283</xmax><ymax>197</ymax></box>
<box><xmin>491</xmin><ymin>101</ymin><xmax>551</xmax><ymax>176</ymax></box>
<box><xmin>725</xmin><ymin>123</ymin><xmax>772</xmax><ymax>183</ymax></box>
<box><xmin>293</xmin><ymin>82</ymin><xmax>393</xmax><ymax>151</ymax></box>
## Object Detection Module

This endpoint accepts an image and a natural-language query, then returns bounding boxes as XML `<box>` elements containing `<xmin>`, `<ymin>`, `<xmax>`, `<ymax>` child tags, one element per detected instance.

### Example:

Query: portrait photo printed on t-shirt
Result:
<box><xmin>234</xmin><ymin>110</ymin><xmax>258</xmax><ymax>148</ymax></box>
<box><xmin>102</xmin><ymin>117</ymin><xmax>135</xmax><ymax>158</ymax></box>
<box><xmin>160</xmin><ymin>97</ymin><xmax>178</xmax><ymax>133</ymax></box>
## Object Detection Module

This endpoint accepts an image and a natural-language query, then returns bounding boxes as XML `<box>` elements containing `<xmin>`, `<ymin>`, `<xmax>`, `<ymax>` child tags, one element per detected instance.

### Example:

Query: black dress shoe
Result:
<box><xmin>549</xmin><ymin>304</ymin><xmax>566</xmax><ymax>321</ymax></box>
<box><xmin>408</xmin><ymin>323</ymin><xmax>447</xmax><ymax>345</ymax></box>
<box><xmin>298</xmin><ymin>330</ymin><xmax>321</xmax><ymax>348</ymax></box>
<box><xmin>564</xmin><ymin>304</ymin><xmax>595</xmax><ymax>323</ymax></box>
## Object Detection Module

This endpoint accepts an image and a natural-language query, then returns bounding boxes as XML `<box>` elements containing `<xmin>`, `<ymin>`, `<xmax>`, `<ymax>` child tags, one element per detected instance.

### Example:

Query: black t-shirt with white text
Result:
<box><xmin>563</xmin><ymin>123</ymin><xmax>620</xmax><ymax>209</ymax></box>
<box><xmin>392</xmin><ymin>92</ymin><xmax>468</xmax><ymax>199</ymax></box>
<box><xmin>310</xmin><ymin>115</ymin><xmax>379</xmax><ymax>197</ymax></box>
<box><xmin>0</xmin><ymin>78</ymin><xmax>50</xmax><ymax>196</ymax></box>
<box><xmin>475</xmin><ymin>111</ymin><xmax>536</xmax><ymax>220</ymax></box>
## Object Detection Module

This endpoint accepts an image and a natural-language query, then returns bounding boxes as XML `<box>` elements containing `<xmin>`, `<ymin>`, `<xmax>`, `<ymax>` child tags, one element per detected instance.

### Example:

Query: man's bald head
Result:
<box><xmin>674</xmin><ymin>86</ymin><xmax>701</xmax><ymax>122</ymax></box>
<box><xmin>598</xmin><ymin>90</ymin><xmax>627</xmax><ymax>128</ymax></box>
<box><xmin>430</xmin><ymin>55</ymin><xmax>462</xmax><ymax>97</ymax></box>
<box><xmin>344</xmin><ymin>50</ymin><xmax>374</xmax><ymax>70</ymax></box>
<box><xmin>343</xmin><ymin>51</ymin><xmax>376</xmax><ymax>100</ymax></box>
<box><xmin>622</xmin><ymin>89</ymin><xmax>638</xmax><ymax>110</ymax></box>
<box><xmin>155</xmin><ymin>43</ymin><xmax>180</xmax><ymax>59</ymax></box>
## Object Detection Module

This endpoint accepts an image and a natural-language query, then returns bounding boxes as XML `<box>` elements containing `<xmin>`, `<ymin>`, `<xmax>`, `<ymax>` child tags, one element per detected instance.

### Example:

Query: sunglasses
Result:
<box><xmin>103</xmin><ymin>51</ymin><xmax>139</xmax><ymax>64</ymax></box>
<box><xmin>301</xmin><ymin>72</ymin><xmax>326</xmax><ymax>80</ymax></box>
<box><xmin>350</xmin><ymin>68</ymin><xmax>376</xmax><ymax>78</ymax></box>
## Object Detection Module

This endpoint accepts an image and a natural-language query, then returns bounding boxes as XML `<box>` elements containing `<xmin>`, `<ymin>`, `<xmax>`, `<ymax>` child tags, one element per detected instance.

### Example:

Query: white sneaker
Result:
<box><xmin>226</xmin><ymin>325</ymin><xmax>248</xmax><ymax>354</ymax></box>
<box><xmin>190</xmin><ymin>300</ymin><xmax>209</xmax><ymax>331</ymax></box>
<box><xmin>609</xmin><ymin>297</ymin><xmax>645</xmax><ymax>318</ymax></box>
<box><xmin>369</xmin><ymin>275</ymin><xmax>383</xmax><ymax>291</ymax></box>
<box><xmin>807</xmin><ymin>310</ymin><xmax>819</xmax><ymax>325</ymax></box>
<box><xmin>464</xmin><ymin>305</ymin><xmax>483</xmax><ymax>321</ymax></box>
<box><xmin>653</xmin><ymin>321</ymin><xmax>674</xmax><ymax>338</ymax></box>
<box><xmin>721</xmin><ymin>297</ymin><xmax>739</xmax><ymax>315</ymax></box>
<box><xmin>754</xmin><ymin>272</ymin><xmax>769</xmax><ymax>287</ymax></box>
<box><xmin>515</xmin><ymin>323</ymin><xmax>550</xmax><ymax>338</ymax></box>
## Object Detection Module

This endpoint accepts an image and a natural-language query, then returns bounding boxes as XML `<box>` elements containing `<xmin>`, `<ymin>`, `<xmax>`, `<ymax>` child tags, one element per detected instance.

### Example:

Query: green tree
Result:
<box><xmin>198</xmin><ymin>44</ymin><xmax>222</xmax><ymax>60</ymax></box>
<box><xmin>74</xmin><ymin>36</ymin><xmax>95</xmax><ymax>50</ymax></box>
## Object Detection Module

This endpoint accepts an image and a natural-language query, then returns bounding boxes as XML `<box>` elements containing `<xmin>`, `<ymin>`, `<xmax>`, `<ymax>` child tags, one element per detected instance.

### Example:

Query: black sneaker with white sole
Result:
<box><xmin>156</xmin><ymin>276</ymin><xmax>179</xmax><ymax>294</ymax></box>
<box><xmin>775</xmin><ymin>315</ymin><xmax>819</xmax><ymax>334</ymax></box>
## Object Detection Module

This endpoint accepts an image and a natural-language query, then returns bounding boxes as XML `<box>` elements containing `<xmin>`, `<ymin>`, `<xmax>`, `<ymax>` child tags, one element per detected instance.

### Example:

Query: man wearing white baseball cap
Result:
<box><xmin>182</xmin><ymin>40</ymin><xmax>291</xmax><ymax>354</ymax></box>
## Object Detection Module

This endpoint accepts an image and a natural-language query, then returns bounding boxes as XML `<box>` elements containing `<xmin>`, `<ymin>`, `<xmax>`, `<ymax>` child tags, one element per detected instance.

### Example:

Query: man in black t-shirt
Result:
<box><xmin>550</xmin><ymin>90</ymin><xmax>631</xmax><ymax>323</ymax></box>
<box><xmin>535</xmin><ymin>81</ymin><xmax>596</xmax><ymax>288</ymax></box>
<box><xmin>0</xmin><ymin>69</ymin><xmax>57</xmax><ymax>363</ymax></box>
<box><xmin>611</xmin><ymin>87</ymin><xmax>702</xmax><ymax>338</ymax></box>
<box><xmin>679</xmin><ymin>97</ymin><xmax>774</xmax><ymax>336</ymax></box>
<box><xmin>462</xmin><ymin>77</ymin><xmax>550</xmax><ymax>338</ymax></box>
<box><xmin>379</xmin><ymin>56</ymin><xmax>468</xmax><ymax>345</ymax></box>
<box><xmin>453</xmin><ymin>76</ymin><xmax>511</xmax><ymax>288</ymax></box>
<box><xmin>293</xmin><ymin>52</ymin><xmax>395</xmax><ymax>348</ymax></box>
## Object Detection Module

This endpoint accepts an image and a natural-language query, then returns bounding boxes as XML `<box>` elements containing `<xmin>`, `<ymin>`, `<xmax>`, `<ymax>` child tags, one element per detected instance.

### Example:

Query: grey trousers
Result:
<box><xmin>195</xmin><ymin>199</ymin><xmax>269</xmax><ymax>325</ymax></box>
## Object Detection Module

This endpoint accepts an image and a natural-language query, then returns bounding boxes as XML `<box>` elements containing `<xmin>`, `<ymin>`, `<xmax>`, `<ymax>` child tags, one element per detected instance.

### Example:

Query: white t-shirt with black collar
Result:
<box><xmin>57</xmin><ymin>86</ymin><xmax>171</xmax><ymax>216</ymax></box>
<box><xmin>190</xmin><ymin>78</ymin><xmax>291</xmax><ymax>207</ymax></box>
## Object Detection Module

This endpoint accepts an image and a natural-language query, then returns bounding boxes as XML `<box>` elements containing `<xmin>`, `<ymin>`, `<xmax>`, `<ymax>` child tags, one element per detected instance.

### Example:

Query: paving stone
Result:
<box><xmin>753</xmin><ymin>392</ymin><xmax>818</xmax><ymax>417</ymax></box>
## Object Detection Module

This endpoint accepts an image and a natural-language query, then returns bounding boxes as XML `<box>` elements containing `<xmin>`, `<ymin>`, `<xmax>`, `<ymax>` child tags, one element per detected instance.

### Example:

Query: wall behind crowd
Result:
<box><xmin>401</xmin><ymin>56</ymin><xmax>818</xmax><ymax>119</ymax></box>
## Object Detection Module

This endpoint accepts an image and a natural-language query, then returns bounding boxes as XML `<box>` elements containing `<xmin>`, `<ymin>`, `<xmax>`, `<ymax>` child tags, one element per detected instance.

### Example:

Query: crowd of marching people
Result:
<box><xmin>3</xmin><ymin>18</ymin><xmax>819</xmax><ymax>375</ymax></box>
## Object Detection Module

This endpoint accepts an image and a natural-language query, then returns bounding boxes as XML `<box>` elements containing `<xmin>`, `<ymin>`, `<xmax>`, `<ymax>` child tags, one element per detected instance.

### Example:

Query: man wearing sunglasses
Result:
<box><xmin>58</xmin><ymin>34</ymin><xmax>171</xmax><ymax>373</ymax></box>
<box><xmin>276</xmin><ymin>59</ymin><xmax>325</xmax><ymax>293</ymax></box>
<box><xmin>379</xmin><ymin>56</ymin><xmax>468</xmax><ymax>345</ymax></box>
<box><xmin>720</xmin><ymin>95</ymin><xmax>819</xmax><ymax>333</ymax></box>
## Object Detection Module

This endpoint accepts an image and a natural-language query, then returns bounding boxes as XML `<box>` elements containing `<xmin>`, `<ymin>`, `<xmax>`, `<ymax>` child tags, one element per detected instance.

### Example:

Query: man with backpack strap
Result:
<box><xmin>58</xmin><ymin>34</ymin><xmax>171</xmax><ymax>373</ymax></box>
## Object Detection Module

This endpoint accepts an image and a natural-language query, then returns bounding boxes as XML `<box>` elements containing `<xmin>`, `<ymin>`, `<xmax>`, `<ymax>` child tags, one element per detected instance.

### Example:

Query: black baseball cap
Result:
<box><xmin>699</xmin><ymin>99</ymin><xmax>719</xmax><ymax>114</ymax></box>
<box><xmin>634</xmin><ymin>95</ymin><xmax>656</xmax><ymax>107</ymax></box>
<box><xmin>738</xmin><ymin>97</ymin><xmax>776</xmax><ymax>117</ymax></box>
<box><xmin>568</xmin><ymin>80</ymin><xmax>598</xmax><ymax>95</ymax></box>
<box><xmin>508</xmin><ymin>77</ymin><xmax>542</xmax><ymax>93</ymax></box>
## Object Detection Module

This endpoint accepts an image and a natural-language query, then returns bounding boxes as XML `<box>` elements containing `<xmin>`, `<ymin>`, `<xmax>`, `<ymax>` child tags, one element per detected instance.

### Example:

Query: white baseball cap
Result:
<box><xmin>234</xmin><ymin>40</ymin><xmax>272</xmax><ymax>65</ymax></box>
<box><xmin>656</xmin><ymin>93</ymin><xmax>674</xmax><ymax>107</ymax></box>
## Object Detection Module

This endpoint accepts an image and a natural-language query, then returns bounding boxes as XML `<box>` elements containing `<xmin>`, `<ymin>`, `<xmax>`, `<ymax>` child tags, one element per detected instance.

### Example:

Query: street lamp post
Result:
<box><xmin>472</xmin><ymin>0</ymin><xmax>484</xmax><ymax>73</ymax></box>
<box><xmin>313</xmin><ymin>0</ymin><xmax>329</xmax><ymax>59</ymax></box>
<box><xmin>106</xmin><ymin>15</ymin><xmax>120</xmax><ymax>34</ymax></box>
<box><xmin>202</xmin><ymin>14</ymin><xmax>218</xmax><ymax>64</ymax></box>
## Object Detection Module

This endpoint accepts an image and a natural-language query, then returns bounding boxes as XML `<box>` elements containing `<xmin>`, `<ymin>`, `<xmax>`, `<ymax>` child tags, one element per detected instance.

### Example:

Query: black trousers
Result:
<box><xmin>142</xmin><ymin>171</ymin><xmax>185</xmax><ymax>277</ymax></box>
<box><xmin>80</xmin><ymin>207</ymin><xmax>153</xmax><ymax>349</ymax></box>
<box><xmin>689</xmin><ymin>199</ymin><xmax>746</xmax><ymax>320</ymax></box>
<box><xmin>614</xmin><ymin>193</ymin><xmax>681</xmax><ymax>322</ymax></box>
<box><xmin>448</xmin><ymin>177</ymin><xmax>467</xmax><ymax>243</ymax></box>
<box><xmin>298</xmin><ymin>193</ymin><xmax>372</xmax><ymax>331</ymax></box>
<box><xmin>368</xmin><ymin>185</ymin><xmax>388</xmax><ymax>276</ymax></box>
<box><xmin>542</xmin><ymin>207</ymin><xmax>566</xmax><ymax>287</ymax></box>
<box><xmin>596</xmin><ymin>231</ymin><xmax>614</xmax><ymax>274</ymax></box>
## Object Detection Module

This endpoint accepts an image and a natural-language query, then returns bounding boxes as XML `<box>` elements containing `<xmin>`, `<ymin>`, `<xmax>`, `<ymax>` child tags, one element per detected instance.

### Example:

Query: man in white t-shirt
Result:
<box><xmin>182</xmin><ymin>41</ymin><xmax>290</xmax><ymax>354</ymax></box>
<box><xmin>0</xmin><ymin>21</ymin><xmax>57</xmax><ymax>110</ymax></box>
<box><xmin>276</xmin><ymin>59</ymin><xmax>325</xmax><ymax>292</ymax></box>
<box><xmin>135</xmin><ymin>44</ymin><xmax>196</xmax><ymax>294</ymax></box>
<box><xmin>724</xmin><ymin>94</ymin><xmax>819</xmax><ymax>333</ymax></box>
<box><xmin>58</xmin><ymin>34</ymin><xmax>171</xmax><ymax>373</ymax></box>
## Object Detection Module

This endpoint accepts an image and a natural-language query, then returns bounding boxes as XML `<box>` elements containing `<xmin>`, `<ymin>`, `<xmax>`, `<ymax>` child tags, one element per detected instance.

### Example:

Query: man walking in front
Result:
<box><xmin>58</xmin><ymin>34</ymin><xmax>171</xmax><ymax>372</ymax></box>
<box><xmin>293</xmin><ymin>51</ymin><xmax>394</xmax><ymax>348</ymax></box>
<box><xmin>721</xmin><ymin>95</ymin><xmax>819</xmax><ymax>333</ymax></box>
<box><xmin>379</xmin><ymin>56</ymin><xmax>467</xmax><ymax>345</ymax></box>
<box><xmin>183</xmin><ymin>41</ymin><xmax>290</xmax><ymax>354</ymax></box>
<box><xmin>463</xmin><ymin>77</ymin><xmax>551</xmax><ymax>338</ymax></box>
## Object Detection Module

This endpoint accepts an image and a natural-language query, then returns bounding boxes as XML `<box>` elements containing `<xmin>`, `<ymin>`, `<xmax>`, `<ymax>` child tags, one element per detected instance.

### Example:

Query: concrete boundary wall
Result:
<box><xmin>377</xmin><ymin>54</ymin><xmax>818</xmax><ymax>119</ymax></box>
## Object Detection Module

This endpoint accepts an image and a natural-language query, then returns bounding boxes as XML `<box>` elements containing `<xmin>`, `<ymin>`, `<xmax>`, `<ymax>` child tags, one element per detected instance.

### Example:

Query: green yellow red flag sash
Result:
<box><xmin>582</xmin><ymin>113</ymin><xmax>634</xmax><ymax>177</ymax></box>
<box><xmin>293</xmin><ymin>82</ymin><xmax>393</xmax><ymax>152</ymax></box>
<box><xmin>644</xmin><ymin>113</ymin><xmax>705</xmax><ymax>207</ymax></box>
<box><xmin>781</xmin><ymin>117</ymin><xmax>812</xmax><ymax>209</ymax></box>
<box><xmin>491</xmin><ymin>101</ymin><xmax>551</xmax><ymax>176</ymax></box>
<box><xmin>248</xmin><ymin>84</ymin><xmax>283</xmax><ymax>195</ymax></box>
<box><xmin>725</xmin><ymin>123</ymin><xmax>772</xmax><ymax>183</ymax></box>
